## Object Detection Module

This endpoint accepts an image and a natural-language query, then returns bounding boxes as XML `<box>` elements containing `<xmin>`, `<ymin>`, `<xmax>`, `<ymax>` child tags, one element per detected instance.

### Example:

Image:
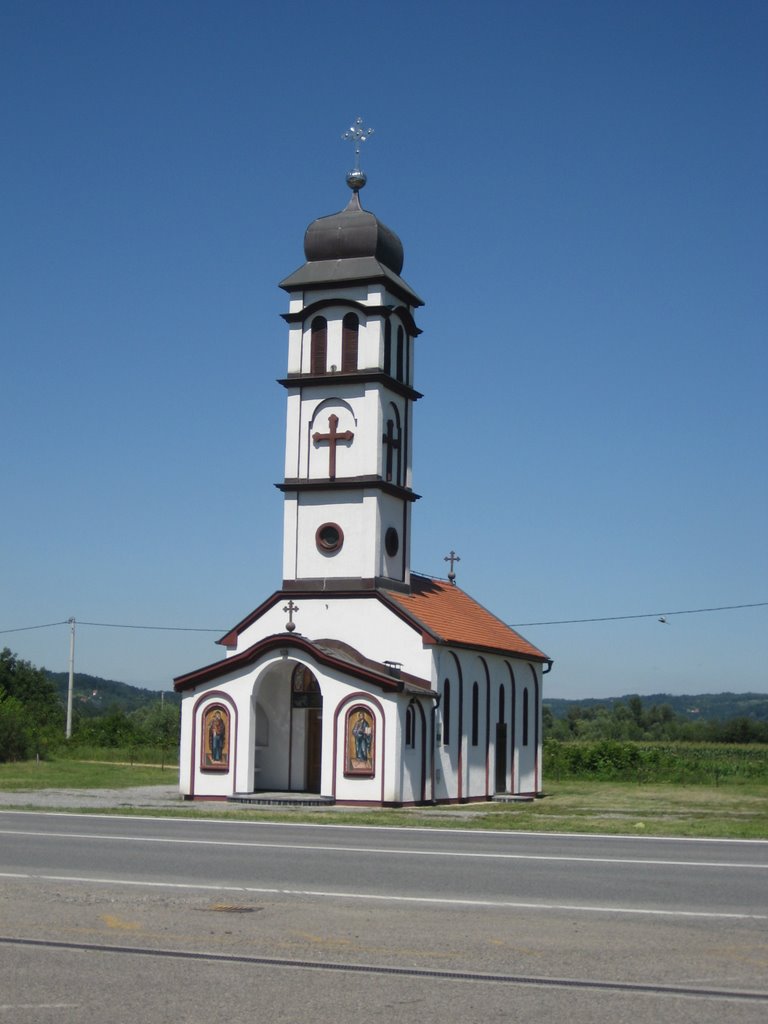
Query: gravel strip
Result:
<box><xmin>0</xmin><ymin>785</ymin><xmax>183</xmax><ymax>810</ymax></box>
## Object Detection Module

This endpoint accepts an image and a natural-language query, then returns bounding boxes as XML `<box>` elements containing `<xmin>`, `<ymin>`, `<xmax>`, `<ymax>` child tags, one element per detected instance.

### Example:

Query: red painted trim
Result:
<box><xmin>505</xmin><ymin>662</ymin><xmax>517</xmax><ymax>793</ymax></box>
<box><xmin>189</xmin><ymin>691</ymin><xmax>238</xmax><ymax>798</ymax></box>
<box><xmin>217</xmin><ymin>584</ymin><xmax>548</xmax><ymax>664</ymax></box>
<box><xmin>429</xmin><ymin>702</ymin><xmax>436</xmax><ymax>802</ymax></box>
<box><xmin>391</xmin><ymin>305</ymin><xmax>422</xmax><ymax>338</ymax></box>
<box><xmin>415</xmin><ymin>700</ymin><xmax>428</xmax><ymax>803</ymax></box>
<box><xmin>175</xmin><ymin>631</ymin><xmax>426</xmax><ymax>693</ymax></box>
<box><xmin>529</xmin><ymin>663</ymin><xmax>541</xmax><ymax>793</ymax></box>
<box><xmin>215</xmin><ymin>592</ymin><xmax>284</xmax><ymax>647</ymax></box>
<box><xmin>199</xmin><ymin>703</ymin><xmax>231</xmax><ymax>773</ymax></box>
<box><xmin>281</xmin><ymin>298</ymin><xmax>421</xmax><ymax>337</ymax></box>
<box><xmin>287</xmin><ymin>694</ymin><xmax>293</xmax><ymax>792</ymax></box>
<box><xmin>479</xmin><ymin>656</ymin><xmax>491</xmax><ymax>799</ymax></box>
<box><xmin>447</xmin><ymin>651</ymin><xmax>463</xmax><ymax>802</ymax></box>
<box><xmin>279</xmin><ymin>371</ymin><xmax>423</xmax><ymax>403</ymax></box>
<box><xmin>343</xmin><ymin>704</ymin><xmax>376</xmax><ymax>778</ymax></box>
<box><xmin>332</xmin><ymin>692</ymin><xmax>386</xmax><ymax>804</ymax></box>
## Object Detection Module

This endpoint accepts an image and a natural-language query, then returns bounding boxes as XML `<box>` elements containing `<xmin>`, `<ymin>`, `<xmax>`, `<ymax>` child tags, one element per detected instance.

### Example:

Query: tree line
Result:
<box><xmin>0</xmin><ymin>648</ymin><xmax>179</xmax><ymax>762</ymax></box>
<box><xmin>3</xmin><ymin>646</ymin><xmax>767</xmax><ymax>764</ymax></box>
<box><xmin>544</xmin><ymin>695</ymin><xmax>768</xmax><ymax>744</ymax></box>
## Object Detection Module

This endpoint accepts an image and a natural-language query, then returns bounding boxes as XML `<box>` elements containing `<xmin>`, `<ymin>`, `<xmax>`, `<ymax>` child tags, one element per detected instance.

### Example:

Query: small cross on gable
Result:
<box><xmin>283</xmin><ymin>600</ymin><xmax>299</xmax><ymax>633</ymax></box>
<box><xmin>444</xmin><ymin>550</ymin><xmax>461</xmax><ymax>585</ymax></box>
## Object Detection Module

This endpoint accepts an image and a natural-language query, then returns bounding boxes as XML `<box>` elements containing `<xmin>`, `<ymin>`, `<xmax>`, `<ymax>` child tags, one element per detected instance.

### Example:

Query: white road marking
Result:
<box><xmin>0</xmin><ymin>870</ymin><xmax>765</xmax><ymax>920</ymax></box>
<box><xmin>1</xmin><ymin>809</ymin><xmax>767</xmax><ymax>845</ymax></box>
<box><xmin>0</xmin><ymin>827</ymin><xmax>766</xmax><ymax>870</ymax></box>
<box><xmin>0</xmin><ymin>1005</ymin><xmax>79</xmax><ymax>1011</ymax></box>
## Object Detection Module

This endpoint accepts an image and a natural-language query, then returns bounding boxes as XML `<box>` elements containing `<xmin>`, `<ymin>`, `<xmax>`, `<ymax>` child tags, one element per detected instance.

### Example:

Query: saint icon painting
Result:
<box><xmin>201</xmin><ymin>705</ymin><xmax>230</xmax><ymax>770</ymax></box>
<box><xmin>345</xmin><ymin>706</ymin><xmax>375</xmax><ymax>776</ymax></box>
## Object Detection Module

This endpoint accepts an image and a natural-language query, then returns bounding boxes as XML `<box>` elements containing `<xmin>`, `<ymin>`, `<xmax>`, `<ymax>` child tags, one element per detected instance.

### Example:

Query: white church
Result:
<box><xmin>174</xmin><ymin>130</ymin><xmax>552</xmax><ymax>805</ymax></box>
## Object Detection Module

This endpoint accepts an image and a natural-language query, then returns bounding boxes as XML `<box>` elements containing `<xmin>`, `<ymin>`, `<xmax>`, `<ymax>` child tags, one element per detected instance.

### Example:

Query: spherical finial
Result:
<box><xmin>444</xmin><ymin>550</ymin><xmax>461</xmax><ymax>585</ymax></box>
<box><xmin>283</xmin><ymin>600</ymin><xmax>299</xmax><ymax>633</ymax></box>
<box><xmin>346</xmin><ymin>168</ymin><xmax>367</xmax><ymax>191</ymax></box>
<box><xmin>342</xmin><ymin>117</ymin><xmax>373</xmax><ymax>192</ymax></box>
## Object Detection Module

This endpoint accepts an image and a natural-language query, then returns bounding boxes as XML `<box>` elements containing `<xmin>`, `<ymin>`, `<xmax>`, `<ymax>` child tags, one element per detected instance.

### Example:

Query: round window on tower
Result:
<box><xmin>316</xmin><ymin>522</ymin><xmax>344</xmax><ymax>554</ymax></box>
<box><xmin>385</xmin><ymin>527</ymin><xmax>399</xmax><ymax>557</ymax></box>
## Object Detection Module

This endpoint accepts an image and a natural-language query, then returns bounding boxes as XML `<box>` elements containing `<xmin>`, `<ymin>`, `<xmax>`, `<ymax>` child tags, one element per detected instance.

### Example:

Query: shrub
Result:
<box><xmin>543</xmin><ymin>739</ymin><xmax>768</xmax><ymax>784</ymax></box>
<box><xmin>0</xmin><ymin>692</ymin><xmax>33</xmax><ymax>762</ymax></box>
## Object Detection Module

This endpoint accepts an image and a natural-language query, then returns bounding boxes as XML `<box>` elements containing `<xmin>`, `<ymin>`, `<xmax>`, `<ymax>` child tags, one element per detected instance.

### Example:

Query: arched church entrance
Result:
<box><xmin>291</xmin><ymin>665</ymin><xmax>323</xmax><ymax>793</ymax></box>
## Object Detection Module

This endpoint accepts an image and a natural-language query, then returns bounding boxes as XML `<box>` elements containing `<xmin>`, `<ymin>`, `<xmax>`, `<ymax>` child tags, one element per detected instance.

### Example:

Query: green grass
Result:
<box><xmin>1</xmin><ymin>760</ymin><xmax>766</xmax><ymax>838</ymax></box>
<box><xmin>57</xmin><ymin>744</ymin><xmax>178</xmax><ymax>767</ymax></box>
<box><xmin>70</xmin><ymin>781</ymin><xmax>768</xmax><ymax>839</ymax></box>
<box><xmin>492</xmin><ymin>780</ymin><xmax>768</xmax><ymax>839</ymax></box>
<box><xmin>0</xmin><ymin>758</ymin><xmax>175</xmax><ymax>790</ymax></box>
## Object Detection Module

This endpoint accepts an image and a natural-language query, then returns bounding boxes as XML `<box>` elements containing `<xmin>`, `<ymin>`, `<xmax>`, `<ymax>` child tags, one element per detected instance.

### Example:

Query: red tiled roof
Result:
<box><xmin>382</xmin><ymin>576</ymin><xmax>549</xmax><ymax>662</ymax></box>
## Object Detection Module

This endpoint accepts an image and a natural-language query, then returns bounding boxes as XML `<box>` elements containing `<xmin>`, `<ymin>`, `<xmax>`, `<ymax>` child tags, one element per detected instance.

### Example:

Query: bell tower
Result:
<box><xmin>277</xmin><ymin>120</ymin><xmax>423</xmax><ymax>592</ymax></box>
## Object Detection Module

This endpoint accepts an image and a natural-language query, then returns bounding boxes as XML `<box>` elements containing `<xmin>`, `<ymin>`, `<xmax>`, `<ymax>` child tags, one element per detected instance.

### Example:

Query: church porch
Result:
<box><xmin>228</xmin><ymin>791</ymin><xmax>336</xmax><ymax>807</ymax></box>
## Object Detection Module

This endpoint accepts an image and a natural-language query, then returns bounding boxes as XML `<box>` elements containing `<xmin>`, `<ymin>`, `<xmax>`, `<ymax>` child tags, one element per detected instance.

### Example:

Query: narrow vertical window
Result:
<box><xmin>443</xmin><ymin>679</ymin><xmax>451</xmax><ymax>746</ymax></box>
<box><xmin>394</xmin><ymin>405</ymin><xmax>402</xmax><ymax>485</ymax></box>
<box><xmin>522</xmin><ymin>687</ymin><xmax>529</xmax><ymax>746</ymax></box>
<box><xmin>405</xmin><ymin>704</ymin><xmax>415</xmax><ymax>748</ymax></box>
<box><xmin>396</xmin><ymin>326</ymin><xmax>404</xmax><ymax>382</ymax></box>
<box><xmin>310</xmin><ymin>316</ymin><xmax>327</xmax><ymax>375</ymax></box>
<box><xmin>382</xmin><ymin>404</ymin><xmax>402</xmax><ymax>485</ymax></box>
<box><xmin>498</xmin><ymin>684</ymin><xmax>505</xmax><ymax>723</ymax></box>
<box><xmin>471</xmin><ymin>682</ymin><xmax>479</xmax><ymax>746</ymax></box>
<box><xmin>341</xmin><ymin>313</ymin><xmax>358</xmax><ymax>372</ymax></box>
<box><xmin>384</xmin><ymin>320</ymin><xmax>392</xmax><ymax>375</ymax></box>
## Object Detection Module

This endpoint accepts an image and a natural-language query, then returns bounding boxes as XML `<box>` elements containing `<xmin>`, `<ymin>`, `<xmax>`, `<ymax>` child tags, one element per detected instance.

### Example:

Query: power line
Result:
<box><xmin>0</xmin><ymin>620</ymin><xmax>69</xmax><ymax>634</ymax></box>
<box><xmin>78</xmin><ymin>620</ymin><xmax>226</xmax><ymax>633</ymax></box>
<box><xmin>509</xmin><ymin>601</ymin><xmax>768</xmax><ymax>627</ymax></box>
<box><xmin>0</xmin><ymin>620</ymin><xmax>224</xmax><ymax>635</ymax></box>
<box><xmin>2</xmin><ymin>601</ymin><xmax>766</xmax><ymax>637</ymax></box>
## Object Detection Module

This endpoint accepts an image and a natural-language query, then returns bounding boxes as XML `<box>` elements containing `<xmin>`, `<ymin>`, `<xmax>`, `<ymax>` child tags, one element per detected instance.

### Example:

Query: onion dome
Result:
<box><xmin>303</xmin><ymin>190</ymin><xmax>404</xmax><ymax>276</ymax></box>
<box><xmin>279</xmin><ymin>183</ymin><xmax>423</xmax><ymax>308</ymax></box>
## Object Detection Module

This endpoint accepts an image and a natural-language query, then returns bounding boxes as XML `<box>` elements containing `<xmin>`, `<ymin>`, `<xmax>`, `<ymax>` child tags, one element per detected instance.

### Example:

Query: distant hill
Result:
<box><xmin>544</xmin><ymin>692</ymin><xmax>768</xmax><ymax>723</ymax></box>
<box><xmin>45</xmin><ymin>672</ymin><xmax>767</xmax><ymax>726</ymax></box>
<box><xmin>46</xmin><ymin>671</ymin><xmax>180</xmax><ymax>717</ymax></box>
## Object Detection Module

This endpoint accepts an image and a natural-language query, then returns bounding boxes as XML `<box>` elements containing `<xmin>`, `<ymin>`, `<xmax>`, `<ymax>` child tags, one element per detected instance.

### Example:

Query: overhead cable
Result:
<box><xmin>509</xmin><ymin>601</ymin><xmax>768</xmax><ymax>627</ymax></box>
<box><xmin>3</xmin><ymin>602</ymin><xmax>766</xmax><ymax>636</ymax></box>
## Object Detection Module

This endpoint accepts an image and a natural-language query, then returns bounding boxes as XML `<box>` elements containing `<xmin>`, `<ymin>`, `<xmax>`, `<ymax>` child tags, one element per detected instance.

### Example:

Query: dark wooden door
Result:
<box><xmin>306</xmin><ymin>709</ymin><xmax>323</xmax><ymax>793</ymax></box>
<box><xmin>495</xmin><ymin>723</ymin><xmax>507</xmax><ymax>793</ymax></box>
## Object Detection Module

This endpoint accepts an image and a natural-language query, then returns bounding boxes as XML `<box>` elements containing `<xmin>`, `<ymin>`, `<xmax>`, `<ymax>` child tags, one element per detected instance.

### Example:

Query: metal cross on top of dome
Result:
<box><xmin>342</xmin><ymin>116</ymin><xmax>374</xmax><ymax>192</ymax></box>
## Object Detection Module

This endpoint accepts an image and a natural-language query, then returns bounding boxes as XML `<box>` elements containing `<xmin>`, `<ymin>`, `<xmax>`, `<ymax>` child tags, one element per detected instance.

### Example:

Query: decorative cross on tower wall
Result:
<box><xmin>312</xmin><ymin>413</ymin><xmax>354</xmax><ymax>480</ymax></box>
<box><xmin>382</xmin><ymin>419</ymin><xmax>401</xmax><ymax>483</ymax></box>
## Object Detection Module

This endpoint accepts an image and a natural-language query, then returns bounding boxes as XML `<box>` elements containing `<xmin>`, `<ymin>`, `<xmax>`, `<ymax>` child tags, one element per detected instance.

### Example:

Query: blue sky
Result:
<box><xmin>1</xmin><ymin>0</ymin><xmax>766</xmax><ymax>699</ymax></box>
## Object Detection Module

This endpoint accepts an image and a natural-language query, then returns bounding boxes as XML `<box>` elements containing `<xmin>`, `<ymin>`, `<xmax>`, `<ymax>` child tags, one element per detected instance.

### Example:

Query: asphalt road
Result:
<box><xmin>1</xmin><ymin>811</ymin><xmax>767</xmax><ymax>1023</ymax></box>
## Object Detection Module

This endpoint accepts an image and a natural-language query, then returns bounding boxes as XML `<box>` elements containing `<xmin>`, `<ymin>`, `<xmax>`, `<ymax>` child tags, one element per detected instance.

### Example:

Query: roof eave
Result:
<box><xmin>174</xmin><ymin>632</ymin><xmax>434</xmax><ymax>695</ymax></box>
<box><xmin>279</xmin><ymin>257</ymin><xmax>424</xmax><ymax>308</ymax></box>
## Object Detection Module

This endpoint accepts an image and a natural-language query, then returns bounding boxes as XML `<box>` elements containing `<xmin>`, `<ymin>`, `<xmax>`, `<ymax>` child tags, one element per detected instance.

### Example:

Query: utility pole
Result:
<box><xmin>66</xmin><ymin>617</ymin><xmax>75</xmax><ymax>739</ymax></box>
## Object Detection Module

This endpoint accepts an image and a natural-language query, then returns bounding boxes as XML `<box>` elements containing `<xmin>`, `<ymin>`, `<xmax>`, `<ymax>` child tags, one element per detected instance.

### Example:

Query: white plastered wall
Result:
<box><xmin>232</xmin><ymin>595</ymin><xmax>432</xmax><ymax>681</ymax></box>
<box><xmin>431</xmin><ymin>649</ymin><xmax>544</xmax><ymax>801</ymax></box>
<box><xmin>514</xmin><ymin>661</ymin><xmax>543</xmax><ymax>794</ymax></box>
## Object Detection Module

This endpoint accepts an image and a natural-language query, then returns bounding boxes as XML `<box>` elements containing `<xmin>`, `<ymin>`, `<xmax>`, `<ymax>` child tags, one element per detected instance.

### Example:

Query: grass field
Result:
<box><xmin>1</xmin><ymin>758</ymin><xmax>766</xmax><ymax>839</ymax></box>
<box><xmin>0</xmin><ymin>758</ymin><xmax>173</xmax><ymax>790</ymax></box>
